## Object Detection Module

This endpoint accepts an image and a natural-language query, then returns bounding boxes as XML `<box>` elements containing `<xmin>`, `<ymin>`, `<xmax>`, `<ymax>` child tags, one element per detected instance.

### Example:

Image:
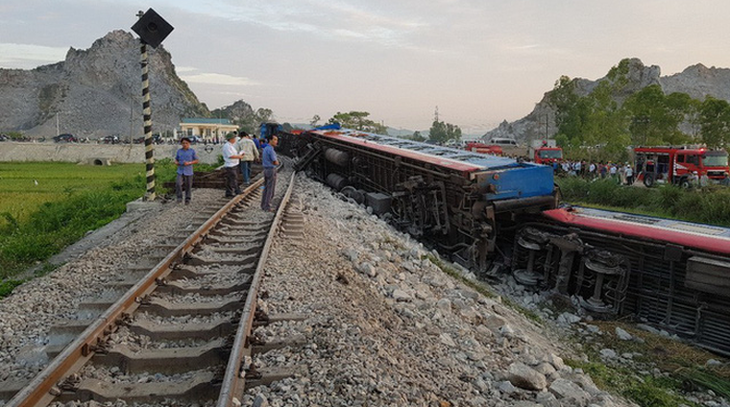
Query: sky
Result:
<box><xmin>2</xmin><ymin>1</ymin><xmax>730</xmax><ymax>134</ymax></box>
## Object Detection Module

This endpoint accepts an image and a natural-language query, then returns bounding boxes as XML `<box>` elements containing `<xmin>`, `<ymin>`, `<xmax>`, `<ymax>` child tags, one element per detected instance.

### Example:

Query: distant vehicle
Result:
<box><xmin>529</xmin><ymin>139</ymin><xmax>563</xmax><ymax>165</ymax></box>
<box><xmin>133</xmin><ymin>134</ymin><xmax>164</xmax><ymax>144</ymax></box>
<box><xmin>0</xmin><ymin>134</ymin><xmax>9</xmax><ymax>142</ymax></box>
<box><xmin>465</xmin><ymin>142</ymin><xmax>503</xmax><ymax>156</ymax></box>
<box><xmin>101</xmin><ymin>135</ymin><xmax>120</xmax><ymax>144</ymax></box>
<box><xmin>53</xmin><ymin>134</ymin><xmax>77</xmax><ymax>143</ymax></box>
<box><xmin>487</xmin><ymin>137</ymin><xmax>519</xmax><ymax>146</ymax></box>
<box><xmin>635</xmin><ymin>146</ymin><xmax>729</xmax><ymax>187</ymax></box>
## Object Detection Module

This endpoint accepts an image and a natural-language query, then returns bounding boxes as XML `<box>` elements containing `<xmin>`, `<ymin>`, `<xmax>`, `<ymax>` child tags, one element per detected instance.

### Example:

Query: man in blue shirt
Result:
<box><xmin>261</xmin><ymin>135</ymin><xmax>279</xmax><ymax>211</ymax></box>
<box><xmin>174</xmin><ymin>137</ymin><xmax>199</xmax><ymax>204</ymax></box>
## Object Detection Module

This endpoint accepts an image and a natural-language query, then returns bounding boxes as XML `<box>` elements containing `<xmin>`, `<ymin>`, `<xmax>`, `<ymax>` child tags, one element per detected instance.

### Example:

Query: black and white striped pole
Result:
<box><xmin>131</xmin><ymin>8</ymin><xmax>174</xmax><ymax>201</ymax></box>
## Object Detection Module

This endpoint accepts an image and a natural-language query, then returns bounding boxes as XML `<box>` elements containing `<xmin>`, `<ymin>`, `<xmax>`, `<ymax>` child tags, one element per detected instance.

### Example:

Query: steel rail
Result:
<box><xmin>217</xmin><ymin>171</ymin><xmax>297</xmax><ymax>407</ymax></box>
<box><xmin>7</xmin><ymin>178</ymin><xmax>265</xmax><ymax>407</ymax></box>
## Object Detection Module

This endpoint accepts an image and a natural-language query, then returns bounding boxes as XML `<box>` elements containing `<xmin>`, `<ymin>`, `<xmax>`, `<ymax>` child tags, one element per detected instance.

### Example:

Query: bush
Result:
<box><xmin>556</xmin><ymin>178</ymin><xmax>730</xmax><ymax>227</ymax></box>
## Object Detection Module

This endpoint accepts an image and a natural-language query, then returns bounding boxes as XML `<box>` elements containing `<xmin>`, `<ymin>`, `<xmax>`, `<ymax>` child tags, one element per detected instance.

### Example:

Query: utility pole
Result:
<box><xmin>434</xmin><ymin>106</ymin><xmax>439</xmax><ymax>123</ymax></box>
<box><xmin>56</xmin><ymin>112</ymin><xmax>60</xmax><ymax>136</ymax></box>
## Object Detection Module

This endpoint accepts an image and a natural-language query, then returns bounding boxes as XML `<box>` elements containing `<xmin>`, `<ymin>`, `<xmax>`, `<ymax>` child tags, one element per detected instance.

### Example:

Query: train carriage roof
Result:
<box><xmin>311</xmin><ymin>128</ymin><xmax>534</xmax><ymax>173</ymax></box>
<box><xmin>544</xmin><ymin>206</ymin><xmax>730</xmax><ymax>255</ymax></box>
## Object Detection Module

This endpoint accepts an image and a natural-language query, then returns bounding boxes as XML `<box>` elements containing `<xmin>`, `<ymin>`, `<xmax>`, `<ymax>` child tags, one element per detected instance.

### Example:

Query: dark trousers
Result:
<box><xmin>176</xmin><ymin>174</ymin><xmax>193</xmax><ymax>202</ymax></box>
<box><xmin>239</xmin><ymin>160</ymin><xmax>252</xmax><ymax>184</ymax></box>
<box><xmin>224</xmin><ymin>166</ymin><xmax>240</xmax><ymax>197</ymax></box>
<box><xmin>261</xmin><ymin>168</ymin><xmax>276</xmax><ymax>210</ymax></box>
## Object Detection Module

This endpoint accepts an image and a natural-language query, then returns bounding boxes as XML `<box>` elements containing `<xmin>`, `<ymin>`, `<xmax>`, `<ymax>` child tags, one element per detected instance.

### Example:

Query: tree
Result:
<box><xmin>410</xmin><ymin>131</ymin><xmax>426</xmax><ymax>142</ymax></box>
<box><xmin>699</xmin><ymin>97</ymin><xmax>730</xmax><ymax>148</ymax></box>
<box><xmin>310</xmin><ymin>114</ymin><xmax>320</xmax><ymax>127</ymax></box>
<box><xmin>429</xmin><ymin>120</ymin><xmax>461</xmax><ymax>144</ymax></box>
<box><xmin>327</xmin><ymin>111</ymin><xmax>387</xmax><ymax>134</ymax></box>
<box><xmin>547</xmin><ymin>75</ymin><xmax>580</xmax><ymax>132</ymax></box>
<box><xmin>623</xmin><ymin>85</ymin><xmax>691</xmax><ymax>146</ymax></box>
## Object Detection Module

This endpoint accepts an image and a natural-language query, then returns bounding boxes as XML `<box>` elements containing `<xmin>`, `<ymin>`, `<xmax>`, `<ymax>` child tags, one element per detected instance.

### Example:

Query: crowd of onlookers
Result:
<box><xmin>551</xmin><ymin>159</ymin><xmax>636</xmax><ymax>185</ymax></box>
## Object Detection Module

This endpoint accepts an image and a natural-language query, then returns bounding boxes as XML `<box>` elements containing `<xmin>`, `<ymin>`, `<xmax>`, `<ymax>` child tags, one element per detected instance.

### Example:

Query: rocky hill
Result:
<box><xmin>484</xmin><ymin>58</ymin><xmax>730</xmax><ymax>143</ymax></box>
<box><xmin>0</xmin><ymin>30</ymin><xmax>209</xmax><ymax>138</ymax></box>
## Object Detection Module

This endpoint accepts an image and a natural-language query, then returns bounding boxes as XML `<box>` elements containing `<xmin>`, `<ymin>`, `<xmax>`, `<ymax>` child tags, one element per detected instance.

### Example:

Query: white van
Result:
<box><xmin>487</xmin><ymin>137</ymin><xmax>519</xmax><ymax>146</ymax></box>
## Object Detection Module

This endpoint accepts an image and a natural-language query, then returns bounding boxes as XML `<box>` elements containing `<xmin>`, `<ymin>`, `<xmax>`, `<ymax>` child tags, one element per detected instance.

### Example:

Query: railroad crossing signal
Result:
<box><xmin>131</xmin><ymin>8</ymin><xmax>174</xmax><ymax>201</ymax></box>
<box><xmin>131</xmin><ymin>8</ymin><xmax>174</xmax><ymax>48</ymax></box>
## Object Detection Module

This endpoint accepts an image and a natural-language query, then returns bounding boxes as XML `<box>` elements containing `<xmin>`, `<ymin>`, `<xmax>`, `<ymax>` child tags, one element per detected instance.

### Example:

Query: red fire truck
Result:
<box><xmin>634</xmin><ymin>146</ymin><xmax>729</xmax><ymax>187</ymax></box>
<box><xmin>529</xmin><ymin>140</ymin><xmax>563</xmax><ymax>165</ymax></box>
<box><xmin>465</xmin><ymin>142</ymin><xmax>503</xmax><ymax>156</ymax></box>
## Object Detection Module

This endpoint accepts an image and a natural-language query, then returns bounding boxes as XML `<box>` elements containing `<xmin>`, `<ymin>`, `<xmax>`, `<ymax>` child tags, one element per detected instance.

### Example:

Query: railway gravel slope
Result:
<box><xmin>246</xmin><ymin>173</ymin><xmax>631</xmax><ymax>407</ymax></box>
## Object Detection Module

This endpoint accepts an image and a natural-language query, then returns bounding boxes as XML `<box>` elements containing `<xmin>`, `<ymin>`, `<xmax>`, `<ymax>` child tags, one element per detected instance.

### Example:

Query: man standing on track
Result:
<box><xmin>174</xmin><ymin>137</ymin><xmax>199</xmax><ymax>205</ymax></box>
<box><xmin>236</xmin><ymin>131</ymin><xmax>259</xmax><ymax>185</ymax></box>
<box><xmin>261</xmin><ymin>135</ymin><xmax>279</xmax><ymax>212</ymax></box>
<box><xmin>223</xmin><ymin>133</ymin><xmax>244</xmax><ymax>198</ymax></box>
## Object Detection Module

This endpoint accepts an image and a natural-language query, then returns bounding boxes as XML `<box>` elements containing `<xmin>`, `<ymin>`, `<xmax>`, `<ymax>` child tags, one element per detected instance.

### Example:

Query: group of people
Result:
<box><xmin>174</xmin><ymin>131</ymin><xmax>279</xmax><ymax>212</ymax></box>
<box><xmin>552</xmin><ymin>160</ymin><xmax>635</xmax><ymax>185</ymax></box>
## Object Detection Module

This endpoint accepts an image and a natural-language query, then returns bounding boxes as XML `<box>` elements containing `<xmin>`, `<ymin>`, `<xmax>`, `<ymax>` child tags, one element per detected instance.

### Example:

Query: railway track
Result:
<box><xmin>1</xmin><ymin>170</ymin><xmax>301</xmax><ymax>407</ymax></box>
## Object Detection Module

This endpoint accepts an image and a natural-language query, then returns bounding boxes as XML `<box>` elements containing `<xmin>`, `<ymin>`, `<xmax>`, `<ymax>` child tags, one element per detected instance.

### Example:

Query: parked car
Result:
<box><xmin>133</xmin><ymin>134</ymin><xmax>164</xmax><ymax>144</ymax></box>
<box><xmin>53</xmin><ymin>134</ymin><xmax>77</xmax><ymax>143</ymax></box>
<box><xmin>101</xmin><ymin>135</ymin><xmax>120</xmax><ymax>144</ymax></box>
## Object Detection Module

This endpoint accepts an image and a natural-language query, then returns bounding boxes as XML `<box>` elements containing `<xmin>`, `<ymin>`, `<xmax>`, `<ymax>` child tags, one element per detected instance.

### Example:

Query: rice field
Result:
<box><xmin>0</xmin><ymin>162</ymin><xmax>148</xmax><ymax>280</ymax></box>
<box><xmin>0</xmin><ymin>162</ymin><xmax>146</xmax><ymax>225</ymax></box>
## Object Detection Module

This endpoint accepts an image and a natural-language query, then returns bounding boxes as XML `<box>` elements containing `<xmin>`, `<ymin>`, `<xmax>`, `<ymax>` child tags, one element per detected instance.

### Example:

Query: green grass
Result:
<box><xmin>0</xmin><ymin>162</ymin><xmax>146</xmax><ymax>224</ymax></box>
<box><xmin>0</xmin><ymin>162</ymin><xmax>149</xmax><ymax>283</ymax></box>
<box><xmin>564</xmin><ymin>321</ymin><xmax>730</xmax><ymax>406</ymax></box>
<box><xmin>557</xmin><ymin>177</ymin><xmax>730</xmax><ymax>227</ymax></box>
<box><xmin>0</xmin><ymin>160</ymin><xmax>219</xmax><ymax>294</ymax></box>
<box><xmin>568</xmin><ymin>358</ymin><xmax>693</xmax><ymax>407</ymax></box>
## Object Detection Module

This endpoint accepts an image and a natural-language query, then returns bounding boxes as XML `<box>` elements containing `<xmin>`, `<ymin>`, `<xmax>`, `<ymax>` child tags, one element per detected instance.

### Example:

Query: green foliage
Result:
<box><xmin>557</xmin><ymin>178</ymin><xmax>730</xmax><ymax>226</ymax></box>
<box><xmin>699</xmin><ymin>97</ymin><xmax>730</xmax><ymax>148</ymax></box>
<box><xmin>210</xmin><ymin>105</ymin><xmax>274</xmax><ymax>135</ymax></box>
<box><xmin>0</xmin><ymin>279</ymin><xmax>23</xmax><ymax>298</ymax></box>
<box><xmin>568</xmin><ymin>359</ymin><xmax>690</xmax><ymax>407</ymax></box>
<box><xmin>624</xmin><ymin>85</ymin><xmax>694</xmax><ymax>146</ymax></box>
<box><xmin>548</xmin><ymin>58</ymin><xmax>729</xmax><ymax>161</ymax></box>
<box><xmin>404</xmin><ymin>131</ymin><xmax>426</xmax><ymax>142</ymax></box>
<box><xmin>429</xmin><ymin>120</ymin><xmax>462</xmax><ymax>144</ymax></box>
<box><xmin>6</xmin><ymin>131</ymin><xmax>24</xmax><ymax>140</ymax></box>
<box><xmin>327</xmin><ymin>111</ymin><xmax>387</xmax><ymax>134</ymax></box>
<box><xmin>0</xmin><ymin>162</ymin><xmax>146</xmax><ymax>281</ymax></box>
<box><xmin>677</xmin><ymin>368</ymin><xmax>730</xmax><ymax>399</ymax></box>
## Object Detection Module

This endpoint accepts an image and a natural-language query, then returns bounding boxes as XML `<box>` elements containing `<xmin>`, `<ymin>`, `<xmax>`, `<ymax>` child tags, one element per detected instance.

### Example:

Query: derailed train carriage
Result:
<box><xmin>279</xmin><ymin>127</ymin><xmax>730</xmax><ymax>355</ymax></box>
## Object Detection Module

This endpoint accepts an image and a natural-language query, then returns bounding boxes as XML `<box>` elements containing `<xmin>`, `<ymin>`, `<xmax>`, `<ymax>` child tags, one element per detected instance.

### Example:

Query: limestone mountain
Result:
<box><xmin>484</xmin><ymin>58</ymin><xmax>730</xmax><ymax>143</ymax></box>
<box><xmin>0</xmin><ymin>30</ymin><xmax>209</xmax><ymax>138</ymax></box>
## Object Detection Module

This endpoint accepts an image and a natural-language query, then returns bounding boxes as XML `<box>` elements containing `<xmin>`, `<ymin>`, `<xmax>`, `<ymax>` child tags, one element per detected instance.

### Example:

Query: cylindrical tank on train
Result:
<box><xmin>326</xmin><ymin>173</ymin><xmax>348</xmax><ymax>191</ymax></box>
<box><xmin>324</xmin><ymin>148</ymin><xmax>350</xmax><ymax>167</ymax></box>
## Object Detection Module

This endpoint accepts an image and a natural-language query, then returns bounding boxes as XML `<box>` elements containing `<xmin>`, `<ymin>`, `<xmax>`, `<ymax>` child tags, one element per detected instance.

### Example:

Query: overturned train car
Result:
<box><xmin>281</xmin><ymin>128</ymin><xmax>730</xmax><ymax>356</ymax></box>
<box><xmin>284</xmin><ymin>128</ymin><xmax>557</xmax><ymax>270</ymax></box>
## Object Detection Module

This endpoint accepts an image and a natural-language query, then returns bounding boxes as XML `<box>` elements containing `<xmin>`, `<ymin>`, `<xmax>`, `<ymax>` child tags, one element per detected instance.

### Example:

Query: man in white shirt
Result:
<box><xmin>624</xmin><ymin>163</ymin><xmax>634</xmax><ymax>185</ymax></box>
<box><xmin>236</xmin><ymin>132</ymin><xmax>260</xmax><ymax>185</ymax></box>
<box><xmin>223</xmin><ymin>133</ymin><xmax>244</xmax><ymax>198</ymax></box>
<box><xmin>609</xmin><ymin>163</ymin><xmax>618</xmax><ymax>183</ymax></box>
